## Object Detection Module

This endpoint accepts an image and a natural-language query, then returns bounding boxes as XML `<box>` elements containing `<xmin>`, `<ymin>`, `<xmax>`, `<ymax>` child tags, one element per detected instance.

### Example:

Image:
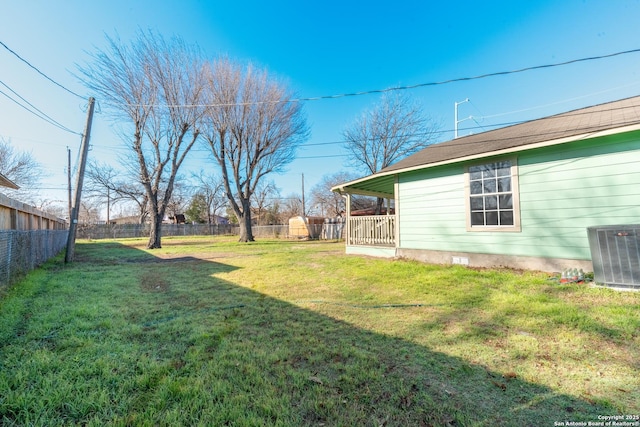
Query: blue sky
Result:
<box><xmin>2</xmin><ymin>1</ymin><xmax>640</xmax><ymax>214</ymax></box>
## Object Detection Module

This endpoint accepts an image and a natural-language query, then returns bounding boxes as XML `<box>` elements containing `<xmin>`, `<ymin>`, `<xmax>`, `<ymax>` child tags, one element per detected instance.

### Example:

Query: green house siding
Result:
<box><xmin>398</xmin><ymin>131</ymin><xmax>640</xmax><ymax>261</ymax></box>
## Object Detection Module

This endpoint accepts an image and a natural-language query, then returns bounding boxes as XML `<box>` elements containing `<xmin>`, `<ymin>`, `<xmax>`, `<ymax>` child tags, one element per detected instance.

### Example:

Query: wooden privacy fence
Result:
<box><xmin>0</xmin><ymin>194</ymin><xmax>66</xmax><ymax>231</ymax></box>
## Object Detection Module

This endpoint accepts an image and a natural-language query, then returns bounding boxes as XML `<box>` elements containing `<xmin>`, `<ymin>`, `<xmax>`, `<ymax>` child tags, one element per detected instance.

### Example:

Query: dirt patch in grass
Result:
<box><xmin>140</xmin><ymin>271</ymin><xmax>171</xmax><ymax>292</ymax></box>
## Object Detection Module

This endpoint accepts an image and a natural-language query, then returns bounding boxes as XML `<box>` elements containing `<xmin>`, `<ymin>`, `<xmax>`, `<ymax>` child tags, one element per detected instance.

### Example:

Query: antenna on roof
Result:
<box><xmin>454</xmin><ymin>98</ymin><xmax>471</xmax><ymax>138</ymax></box>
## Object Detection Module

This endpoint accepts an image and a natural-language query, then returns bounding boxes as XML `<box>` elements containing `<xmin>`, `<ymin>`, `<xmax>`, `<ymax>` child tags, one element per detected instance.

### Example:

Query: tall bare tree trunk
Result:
<box><xmin>148</xmin><ymin>212</ymin><xmax>163</xmax><ymax>248</ymax></box>
<box><xmin>238</xmin><ymin>198</ymin><xmax>254</xmax><ymax>242</ymax></box>
<box><xmin>375</xmin><ymin>197</ymin><xmax>384</xmax><ymax>215</ymax></box>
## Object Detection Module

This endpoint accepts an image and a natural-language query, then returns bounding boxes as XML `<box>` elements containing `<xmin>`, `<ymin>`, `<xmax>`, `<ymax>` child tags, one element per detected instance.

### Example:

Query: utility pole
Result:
<box><xmin>454</xmin><ymin>98</ymin><xmax>470</xmax><ymax>139</ymax></box>
<box><xmin>67</xmin><ymin>146</ymin><xmax>72</xmax><ymax>222</ymax></box>
<box><xmin>106</xmin><ymin>187</ymin><xmax>110</xmax><ymax>225</ymax></box>
<box><xmin>301</xmin><ymin>173</ymin><xmax>306</xmax><ymax>217</ymax></box>
<box><xmin>65</xmin><ymin>97</ymin><xmax>95</xmax><ymax>263</ymax></box>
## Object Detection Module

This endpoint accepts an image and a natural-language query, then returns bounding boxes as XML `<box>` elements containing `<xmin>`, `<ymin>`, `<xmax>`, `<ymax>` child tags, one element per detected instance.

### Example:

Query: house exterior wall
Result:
<box><xmin>396</xmin><ymin>130</ymin><xmax>640</xmax><ymax>271</ymax></box>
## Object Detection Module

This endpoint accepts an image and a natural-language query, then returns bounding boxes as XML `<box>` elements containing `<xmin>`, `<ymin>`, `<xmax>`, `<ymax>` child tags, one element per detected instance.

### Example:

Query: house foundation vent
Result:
<box><xmin>587</xmin><ymin>225</ymin><xmax>640</xmax><ymax>289</ymax></box>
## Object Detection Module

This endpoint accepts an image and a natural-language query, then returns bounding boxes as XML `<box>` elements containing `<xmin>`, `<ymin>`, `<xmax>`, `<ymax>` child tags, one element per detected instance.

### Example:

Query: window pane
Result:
<box><xmin>469</xmin><ymin>166</ymin><xmax>482</xmax><ymax>180</ymax></box>
<box><xmin>500</xmin><ymin>211</ymin><xmax>514</xmax><ymax>225</ymax></box>
<box><xmin>470</xmin><ymin>196</ymin><xmax>484</xmax><ymax>210</ymax></box>
<box><xmin>496</xmin><ymin>161</ymin><xmax>511</xmax><ymax>176</ymax></box>
<box><xmin>486</xmin><ymin>211</ymin><xmax>498</xmax><ymax>225</ymax></box>
<box><xmin>470</xmin><ymin>181</ymin><xmax>483</xmax><ymax>194</ymax></box>
<box><xmin>485</xmin><ymin>195</ymin><xmax>498</xmax><ymax>209</ymax></box>
<box><xmin>483</xmin><ymin>179</ymin><xmax>496</xmax><ymax>193</ymax></box>
<box><xmin>482</xmin><ymin>165</ymin><xmax>496</xmax><ymax>178</ymax></box>
<box><xmin>471</xmin><ymin>212</ymin><xmax>484</xmax><ymax>226</ymax></box>
<box><xmin>498</xmin><ymin>177</ymin><xmax>511</xmax><ymax>192</ymax></box>
<box><xmin>499</xmin><ymin>194</ymin><xmax>513</xmax><ymax>209</ymax></box>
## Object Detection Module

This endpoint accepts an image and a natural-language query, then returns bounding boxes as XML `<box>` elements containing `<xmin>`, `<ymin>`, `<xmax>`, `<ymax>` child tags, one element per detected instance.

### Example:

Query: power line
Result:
<box><xmin>29</xmin><ymin>94</ymin><xmax>640</xmax><ymax>156</ymax></box>
<box><xmin>0</xmin><ymin>40</ymin><xmax>85</xmax><ymax>100</ymax></box>
<box><xmin>478</xmin><ymin>80</ymin><xmax>640</xmax><ymax>120</ymax></box>
<box><xmin>0</xmin><ymin>87</ymin><xmax>80</xmax><ymax>135</ymax></box>
<box><xmin>115</xmin><ymin>47</ymin><xmax>640</xmax><ymax>108</ymax></box>
<box><xmin>296</xmin><ymin>116</ymin><xmax>640</xmax><ymax>176</ymax></box>
<box><xmin>0</xmin><ymin>79</ymin><xmax>82</xmax><ymax>135</ymax></box>
<box><xmin>0</xmin><ymin>134</ymin><xmax>71</xmax><ymax>148</ymax></box>
<box><xmin>302</xmin><ymin>99</ymin><xmax>640</xmax><ymax>147</ymax></box>
<box><xmin>295</xmin><ymin>47</ymin><xmax>640</xmax><ymax>102</ymax></box>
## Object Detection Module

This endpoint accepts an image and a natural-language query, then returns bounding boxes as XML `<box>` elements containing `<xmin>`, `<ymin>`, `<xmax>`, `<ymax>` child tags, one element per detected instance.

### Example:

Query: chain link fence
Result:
<box><xmin>75</xmin><ymin>222</ymin><xmax>344</xmax><ymax>240</ymax></box>
<box><xmin>76</xmin><ymin>223</ymin><xmax>241</xmax><ymax>239</ymax></box>
<box><xmin>75</xmin><ymin>223</ymin><xmax>291</xmax><ymax>239</ymax></box>
<box><xmin>0</xmin><ymin>229</ymin><xmax>69</xmax><ymax>287</ymax></box>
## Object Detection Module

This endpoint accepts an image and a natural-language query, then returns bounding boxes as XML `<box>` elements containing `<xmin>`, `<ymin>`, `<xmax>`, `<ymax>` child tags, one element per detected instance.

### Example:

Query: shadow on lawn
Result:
<box><xmin>6</xmin><ymin>241</ymin><xmax>614</xmax><ymax>426</ymax></box>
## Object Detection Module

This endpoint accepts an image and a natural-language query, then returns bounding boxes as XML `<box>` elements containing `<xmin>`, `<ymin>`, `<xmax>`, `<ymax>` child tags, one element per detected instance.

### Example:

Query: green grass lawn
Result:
<box><xmin>0</xmin><ymin>236</ymin><xmax>638</xmax><ymax>426</ymax></box>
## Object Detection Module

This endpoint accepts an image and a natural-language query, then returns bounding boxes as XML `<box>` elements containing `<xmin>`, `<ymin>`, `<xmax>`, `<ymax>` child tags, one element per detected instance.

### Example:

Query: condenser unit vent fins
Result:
<box><xmin>587</xmin><ymin>225</ymin><xmax>640</xmax><ymax>289</ymax></box>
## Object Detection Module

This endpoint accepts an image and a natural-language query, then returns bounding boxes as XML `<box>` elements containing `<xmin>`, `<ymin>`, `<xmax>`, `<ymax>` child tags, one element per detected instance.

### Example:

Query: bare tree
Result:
<box><xmin>164</xmin><ymin>179</ymin><xmax>190</xmax><ymax>222</ymax></box>
<box><xmin>310</xmin><ymin>171</ymin><xmax>359</xmax><ymax>217</ymax></box>
<box><xmin>201</xmin><ymin>58</ymin><xmax>309</xmax><ymax>242</ymax></box>
<box><xmin>191</xmin><ymin>170</ymin><xmax>227</xmax><ymax>224</ymax></box>
<box><xmin>263</xmin><ymin>200</ymin><xmax>282</xmax><ymax>225</ymax></box>
<box><xmin>252</xmin><ymin>180</ymin><xmax>279</xmax><ymax>225</ymax></box>
<box><xmin>78</xmin><ymin>31</ymin><xmax>206</xmax><ymax>248</ymax></box>
<box><xmin>0</xmin><ymin>137</ymin><xmax>45</xmax><ymax>203</ymax></box>
<box><xmin>280</xmin><ymin>193</ymin><xmax>303</xmax><ymax>220</ymax></box>
<box><xmin>111</xmin><ymin>183</ymin><xmax>149</xmax><ymax>224</ymax></box>
<box><xmin>78</xmin><ymin>200</ymin><xmax>102</xmax><ymax>225</ymax></box>
<box><xmin>85</xmin><ymin>160</ymin><xmax>149</xmax><ymax>224</ymax></box>
<box><xmin>343</xmin><ymin>92</ymin><xmax>440</xmax><ymax>212</ymax></box>
<box><xmin>39</xmin><ymin>201</ymin><xmax>68</xmax><ymax>220</ymax></box>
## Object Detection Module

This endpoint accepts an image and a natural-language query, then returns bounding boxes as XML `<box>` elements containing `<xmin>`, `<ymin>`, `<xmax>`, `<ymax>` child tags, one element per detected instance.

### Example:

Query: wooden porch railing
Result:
<box><xmin>348</xmin><ymin>215</ymin><xmax>395</xmax><ymax>246</ymax></box>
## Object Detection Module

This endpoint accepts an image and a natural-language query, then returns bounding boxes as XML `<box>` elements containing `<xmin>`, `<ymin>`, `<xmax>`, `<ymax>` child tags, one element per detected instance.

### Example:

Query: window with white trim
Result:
<box><xmin>466</xmin><ymin>159</ymin><xmax>520</xmax><ymax>231</ymax></box>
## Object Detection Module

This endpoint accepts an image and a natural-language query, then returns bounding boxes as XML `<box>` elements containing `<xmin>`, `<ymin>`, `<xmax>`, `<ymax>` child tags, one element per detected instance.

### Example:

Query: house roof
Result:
<box><xmin>332</xmin><ymin>94</ymin><xmax>640</xmax><ymax>198</ymax></box>
<box><xmin>0</xmin><ymin>173</ymin><xmax>19</xmax><ymax>190</ymax></box>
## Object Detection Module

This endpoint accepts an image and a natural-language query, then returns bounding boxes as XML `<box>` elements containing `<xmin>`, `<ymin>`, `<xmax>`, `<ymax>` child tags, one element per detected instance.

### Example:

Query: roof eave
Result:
<box><xmin>332</xmin><ymin>123</ymin><xmax>640</xmax><ymax>195</ymax></box>
<box><xmin>331</xmin><ymin>178</ymin><xmax>396</xmax><ymax>198</ymax></box>
<box><xmin>383</xmin><ymin>122</ymin><xmax>640</xmax><ymax>175</ymax></box>
<box><xmin>0</xmin><ymin>174</ymin><xmax>20</xmax><ymax>190</ymax></box>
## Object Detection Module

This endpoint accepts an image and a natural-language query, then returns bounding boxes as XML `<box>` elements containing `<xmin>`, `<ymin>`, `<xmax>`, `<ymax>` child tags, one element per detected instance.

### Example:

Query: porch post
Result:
<box><xmin>394</xmin><ymin>175</ymin><xmax>400</xmax><ymax>249</ymax></box>
<box><xmin>344</xmin><ymin>193</ymin><xmax>351</xmax><ymax>245</ymax></box>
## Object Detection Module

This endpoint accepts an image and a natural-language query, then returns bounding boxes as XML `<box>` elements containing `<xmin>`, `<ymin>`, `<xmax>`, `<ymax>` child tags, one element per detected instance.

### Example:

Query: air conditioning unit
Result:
<box><xmin>587</xmin><ymin>225</ymin><xmax>640</xmax><ymax>289</ymax></box>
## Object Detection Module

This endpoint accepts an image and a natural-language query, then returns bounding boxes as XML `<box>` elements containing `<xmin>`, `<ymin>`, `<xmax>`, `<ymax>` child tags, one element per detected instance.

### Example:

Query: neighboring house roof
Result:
<box><xmin>0</xmin><ymin>173</ymin><xmax>19</xmax><ymax>190</ymax></box>
<box><xmin>333</xmin><ymin>94</ymin><xmax>640</xmax><ymax>198</ymax></box>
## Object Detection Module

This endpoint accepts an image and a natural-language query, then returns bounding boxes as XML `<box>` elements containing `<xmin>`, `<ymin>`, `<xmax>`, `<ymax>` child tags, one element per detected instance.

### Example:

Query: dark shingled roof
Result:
<box><xmin>380</xmin><ymin>94</ymin><xmax>640</xmax><ymax>174</ymax></box>
<box><xmin>332</xmin><ymin>95</ymin><xmax>640</xmax><ymax>197</ymax></box>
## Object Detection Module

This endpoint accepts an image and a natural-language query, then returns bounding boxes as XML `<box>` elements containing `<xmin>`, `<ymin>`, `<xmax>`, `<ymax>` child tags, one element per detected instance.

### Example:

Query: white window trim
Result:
<box><xmin>464</xmin><ymin>157</ymin><xmax>521</xmax><ymax>232</ymax></box>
